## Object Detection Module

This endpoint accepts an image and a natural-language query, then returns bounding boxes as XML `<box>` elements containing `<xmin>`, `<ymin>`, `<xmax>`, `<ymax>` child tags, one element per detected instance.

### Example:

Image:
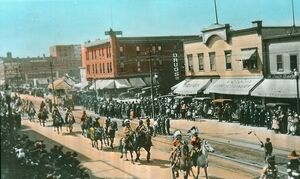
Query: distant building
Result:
<box><xmin>82</xmin><ymin>29</ymin><xmax>197</xmax><ymax>94</ymax></box>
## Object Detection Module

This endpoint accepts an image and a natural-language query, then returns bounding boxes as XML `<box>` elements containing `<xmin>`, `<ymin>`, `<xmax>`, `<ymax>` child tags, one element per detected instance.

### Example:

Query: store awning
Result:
<box><xmin>48</xmin><ymin>79</ymin><xmax>72</xmax><ymax>90</ymax></box>
<box><xmin>115</xmin><ymin>79</ymin><xmax>131</xmax><ymax>89</ymax></box>
<box><xmin>129</xmin><ymin>78</ymin><xmax>146</xmax><ymax>88</ymax></box>
<box><xmin>74</xmin><ymin>81</ymin><xmax>89</xmax><ymax>89</ymax></box>
<box><xmin>98</xmin><ymin>80</ymin><xmax>115</xmax><ymax>90</ymax></box>
<box><xmin>239</xmin><ymin>49</ymin><xmax>257</xmax><ymax>61</ymax></box>
<box><xmin>204</xmin><ymin>78</ymin><xmax>262</xmax><ymax>95</ymax></box>
<box><xmin>251</xmin><ymin>79</ymin><xmax>300</xmax><ymax>98</ymax></box>
<box><xmin>171</xmin><ymin>80</ymin><xmax>186</xmax><ymax>91</ymax></box>
<box><xmin>143</xmin><ymin>77</ymin><xmax>158</xmax><ymax>86</ymax></box>
<box><xmin>173</xmin><ymin>79</ymin><xmax>211</xmax><ymax>95</ymax></box>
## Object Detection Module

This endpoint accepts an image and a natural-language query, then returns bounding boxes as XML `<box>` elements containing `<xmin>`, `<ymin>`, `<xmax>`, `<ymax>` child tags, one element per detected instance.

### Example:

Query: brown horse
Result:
<box><xmin>171</xmin><ymin>140</ymin><xmax>192</xmax><ymax>179</ymax></box>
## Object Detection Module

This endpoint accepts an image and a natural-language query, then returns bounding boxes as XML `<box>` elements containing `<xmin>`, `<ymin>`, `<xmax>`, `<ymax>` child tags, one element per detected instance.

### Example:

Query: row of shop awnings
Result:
<box><xmin>172</xmin><ymin>78</ymin><xmax>300</xmax><ymax>98</ymax></box>
<box><xmin>88</xmin><ymin>77</ymin><xmax>157</xmax><ymax>90</ymax></box>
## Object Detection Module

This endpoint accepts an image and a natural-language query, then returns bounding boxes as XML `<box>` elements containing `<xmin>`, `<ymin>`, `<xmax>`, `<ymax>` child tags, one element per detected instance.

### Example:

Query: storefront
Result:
<box><xmin>172</xmin><ymin>79</ymin><xmax>211</xmax><ymax>96</ymax></box>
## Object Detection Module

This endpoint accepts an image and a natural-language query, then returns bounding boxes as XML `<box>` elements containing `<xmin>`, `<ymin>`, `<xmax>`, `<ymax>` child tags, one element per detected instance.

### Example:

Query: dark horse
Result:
<box><xmin>119</xmin><ymin>132</ymin><xmax>135</xmax><ymax>163</ymax></box>
<box><xmin>171</xmin><ymin>140</ymin><xmax>192</xmax><ymax>179</ymax></box>
<box><xmin>38</xmin><ymin>107</ymin><xmax>48</xmax><ymax>127</ymax></box>
<box><xmin>134</xmin><ymin>131</ymin><xmax>152</xmax><ymax>162</ymax></box>
<box><xmin>105</xmin><ymin>121</ymin><xmax>118</xmax><ymax>149</ymax></box>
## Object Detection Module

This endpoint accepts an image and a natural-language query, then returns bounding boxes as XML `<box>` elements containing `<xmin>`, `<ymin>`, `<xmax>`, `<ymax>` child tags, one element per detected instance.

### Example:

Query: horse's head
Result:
<box><xmin>202</xmin><ymin>140</ymin><xmax>215</xmax><ymax>153</ymax></box>
<box><xmin>180</xmin><ymin>140</ymin><xmax>190</xmax><ymax>157</ymax></box>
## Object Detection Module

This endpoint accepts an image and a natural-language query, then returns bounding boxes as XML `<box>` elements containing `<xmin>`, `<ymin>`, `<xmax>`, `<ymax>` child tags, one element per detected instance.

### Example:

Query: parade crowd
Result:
<box><xmin>0</xmin><ymin>93</ymin><xmax>89</xmax><ymax>179</ymax></box>
<box><xmin>74</xmin><ymin>92</ymin><xmax>300</xmax><ymax>136</ymax></box>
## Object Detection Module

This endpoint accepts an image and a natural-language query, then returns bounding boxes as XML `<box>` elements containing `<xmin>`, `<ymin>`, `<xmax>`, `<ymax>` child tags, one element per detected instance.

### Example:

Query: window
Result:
<box><xmin>99</xmin><ymin>64</ymin><xmax>102</xmax><ymax>73</ymax></box>
<box><xmin>136</xmin><ymin>46</ymin><xmax>140</xmax><ymax>55</ymax></box>
<box><xmin>120</xmin><ymin>62</ymin><xmax>124</xmax><ymax>72</ymax></box>
<box><xmin>276</xmin><ymin>55</ymin><xmax>283</xmax><ymax>72</ymax></box>
<box><xmin>110</xmin><ymin>62</ymin><xmax>112</xmax><ymax>72</ymax></box>
<box><xmin>290</xmin><ymin>55</ymin><xmax>298</xmax><ymax>71</ymax></box>
<box><xmin>98</xmin><ymin>49</ymin><xmax>101</xmax><ymax>56</ymax></box>
<box><xmin>209</xmin><ymin>52</ymin><xmax>216</xmax><ymax>71</ymax></box>
<box><xmin>242</xmin><ymin>48</ymin><xmax>258</xmax><ymax>70</ymax></box>
<box><xmin>106</xmin><ymin>47</ymin><xmax>109</xmax><ymax>58</ymax></box>
<box><xmin>102</xmin><ymin>63</ymin><xmax>105</xmax><ymax>73</ymax></box>
<box><xmin>86</xmin><ymin>51</ymin><xmax>89</xmax><ymax>61</ymax></box>
<box><xmin>107</xmin><ymin>63</ymin><xmax>109</xmax><ymax>73</ymax></box>
<box><xmin>197</xmin><ymin>53</ymin><xmax>204</xmax><ymax>71</ymax></box>
<box><xmin>225</xmin><ymin>51</ymin><xmax>232</xmax><ymax>70</ymax></box>
<box><xmin>95</xmin><ymin>64</ymin><xmax>98</xmax><ymax>73</ymax></box>
<box><xmin>120</xmin><ymin>46</ymin><xmax>124</xmax><ymax>57</ymax></box>
<box><xmin>187</xmin><ymin>54</ymin><xmax>193</xmax><ymax>72</ymax></box>
<box><xmin>87</xmin><ymin>65</ymin><xmax>90</xmax><ymax>74</ymax></box>
<box><xmin>102</xmin><ymin>48</ymin><xmax>104</xmax><ymax>56</ymax></box>
<box><xmin>137</xmin><ymin>61</ymin><xmax>141</xmax><ymax>72</ymax></box>
<box><xmin>92</xmin><ymin>64</ymin><xmax>95</xmax><ymax>73</ymax></box>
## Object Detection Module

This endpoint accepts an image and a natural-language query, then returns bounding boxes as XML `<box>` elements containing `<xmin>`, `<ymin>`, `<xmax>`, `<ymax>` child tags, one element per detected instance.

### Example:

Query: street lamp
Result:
<box><xmin>293</xmin><ymin>69</ymin><xmax>300</xmax><ymax>113</ymax></box>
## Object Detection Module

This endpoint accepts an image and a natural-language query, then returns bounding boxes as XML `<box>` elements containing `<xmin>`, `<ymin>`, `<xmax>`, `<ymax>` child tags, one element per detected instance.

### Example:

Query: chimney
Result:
<box><xmin>252</xmin><ymin>20</ymin><xmax>262</xmax><ymax>34</ymax></box>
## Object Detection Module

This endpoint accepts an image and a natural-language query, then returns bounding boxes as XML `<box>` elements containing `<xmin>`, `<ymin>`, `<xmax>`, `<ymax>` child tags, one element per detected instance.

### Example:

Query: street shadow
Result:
<box><xmin>136</xmin><ymin>158</ymin><xmax>170</xmax><ymax>168</ymax></box>
<box><xmin>62</xmin><ymin>131</ymin><xmax>82</xmax><ymax>136</ymax></box>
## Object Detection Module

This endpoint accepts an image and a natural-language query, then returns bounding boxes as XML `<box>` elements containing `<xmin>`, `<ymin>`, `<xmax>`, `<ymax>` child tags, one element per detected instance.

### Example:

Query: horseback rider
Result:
<box><xmin>170</xmin><ymin>130</ymin><xmax>183</xmax><ymax>165</ymax></box>
<box><xmin>122</xmin><ymin>119</ymin><xmax>133</xmax><ymax>144</ymax></box>
<box><xmin>287</xmin><ymin>150</ymin><xmax>300</xmax><ymax>178</ymax></box>
<box><xmin>190</xmin><ymin>131</ymin><xmax>202</xmax><ymax>166</ymax></box>
<box><xmin>260</xmin><ymin>155</ymin><xmax>278</xmax><ymax>178</ymax></box>
<box><xmin>135</xmin><ymin>120</ymin><xmax>147</xmax><ymax>143</ymax></box>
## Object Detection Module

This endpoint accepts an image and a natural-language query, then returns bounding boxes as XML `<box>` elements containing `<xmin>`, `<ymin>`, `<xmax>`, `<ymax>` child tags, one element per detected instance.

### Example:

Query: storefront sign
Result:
<box><xmin>172</xmin><ymin>53</ymin><xmax>180</xmax><ymax>80</ymax></box>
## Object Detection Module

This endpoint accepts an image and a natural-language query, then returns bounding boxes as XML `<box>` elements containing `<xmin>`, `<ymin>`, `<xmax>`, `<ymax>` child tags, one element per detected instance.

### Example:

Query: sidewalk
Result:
<box><xmin>169</xmin><ymin>119</ymin><xmax>300</xmax><ymax>155</ymax></box>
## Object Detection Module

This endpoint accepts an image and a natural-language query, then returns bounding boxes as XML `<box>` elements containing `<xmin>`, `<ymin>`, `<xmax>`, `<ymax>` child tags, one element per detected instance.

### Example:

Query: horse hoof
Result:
<box><xmin>120</xmin><ymin>155</ymin><xmax>123</xmax><ymax>159</ymax></box>
<box><xmin>125</xmin><ymin>159</ymin><xmax>129</xmax><ymax>161</ymax></box>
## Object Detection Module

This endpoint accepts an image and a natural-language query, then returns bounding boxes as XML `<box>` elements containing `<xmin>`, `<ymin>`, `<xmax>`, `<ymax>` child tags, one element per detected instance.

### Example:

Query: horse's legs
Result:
<box><xmin>100</xmin><ymin>139</ymin><xmax>103</xmax><ymax>150</ymax></box>
<box><xmin>130</xmin><ymin>151</ymin><xmax>134</xmax><ymax>164</ymax></box>
<box><xmin>204</xmin><ymin>167</ymin><xmax>208</xmax><ymax>179</ymax></box>
<box><xmin>146</xmin><ymin>149</ymin><xmax>151</xmax><ymax>162</ymax></box>
<box><xmin>110</xmin><ymin>138</ymin><xmax>114</xmax><ymax>149</ymax></box>
<box><xmin>196</xmin><ymin>166</ymin><xmax>200</xmax><ymax>179</ymax></box>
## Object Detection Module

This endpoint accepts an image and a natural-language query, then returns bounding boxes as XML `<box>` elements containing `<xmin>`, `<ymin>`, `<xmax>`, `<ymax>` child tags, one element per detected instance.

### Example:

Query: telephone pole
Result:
<box><xmin>50</xmin><ymin>57</ymin><xmax>56</xmax><ymax>105</ymax></box>
<box><xmin>148</xmin><ymin>49</ymin><xmax>155</xmax><ymax>119</ymax></box>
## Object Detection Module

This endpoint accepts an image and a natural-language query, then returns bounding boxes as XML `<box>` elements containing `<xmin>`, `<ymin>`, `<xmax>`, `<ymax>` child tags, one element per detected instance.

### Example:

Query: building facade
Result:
<box><xmin>82</xmin><ymin>29</ymin><xmax>197</xmax><ymax>94</ymax></box>
<box><xmin>176</xmin><ymin>21</ymin><xmax>299</xmax><ymax>99</ymax></box>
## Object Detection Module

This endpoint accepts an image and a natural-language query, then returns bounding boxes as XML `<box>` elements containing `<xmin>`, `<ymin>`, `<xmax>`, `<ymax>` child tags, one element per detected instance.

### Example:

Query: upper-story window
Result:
<box><xmin>137</xmin><ymin>61</ymin><xmax>141</xmax><ymax>72</ymax></box>
<box><xmin>86</xmin><ymin>51</ymin><xmax>89</xmax><ymax>61</ymax></box>
<box><xmin>209</xmin><ymin>52</ymin><xmax>216</xmax><ymax>71</ymax></box>
<box><xmin>99</xmin><ymin>64</ymin><xmax>102</xmax><ymax>73</ymax></box>
<box><xmin>136</xmin><ymin>46</ymin><xmax>140</xmax><ymax>56</ymax></box>
<box><xmin>241</xmin><ymin>48</ymin><xmax>258</xmax><ymax>70</ymax></box>
<box><xmin>225</xmin><ymin>50</ymin><xmax>232</xmax><ymax>70</ymax></box>
<box><xmin>102</xmin><ymin>63</ymin><xmax>105</xmax><ymax>73</ymax></box>
<box><xmin>120</xmin><ymin>46</ymin><xmax>124</xmax><ymax>57</ymax></box>
<box><xmin>187</xmin><ymin>54</ymin><xmax>193</xmax><ymax>72</ymax></box>
<box><xmin>87</xmin><ymin>65</ymin><xmax>90</xmax><ymax>74</ymax></box>
<box><xmin>197</xmin><ymin>53</ymin><xmax>204</xmax><ymax>71</ymax></box>
<box><xmin>276</xmin><ymin>55</ymin><xmax>283</xmax><ymax>72</ymax></box>
<box><xmin>110</xmin><ymin>62</ymin><xmax>112</xmax><ymax>72</ymax></box>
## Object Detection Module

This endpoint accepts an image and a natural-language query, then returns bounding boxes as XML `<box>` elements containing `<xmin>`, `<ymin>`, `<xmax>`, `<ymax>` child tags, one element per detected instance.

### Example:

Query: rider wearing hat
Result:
<box><xmin>190</xmin><ymin>131</ymin><xmax>202</xmax><ymax>166</ymax></box>
<box><xmin>170</xmin><ymin>130</ymin><xmax>182</xmax><ymax>165</ymax></box>
<box><xmin>122</xmin><ymin>119</ymin><xmax>133</xmax><ymax>143</ymax></box>
<box><xmin>287</xmin><ymin>150</ymin><xmax>300</xmax><ymax>177</ymax></box>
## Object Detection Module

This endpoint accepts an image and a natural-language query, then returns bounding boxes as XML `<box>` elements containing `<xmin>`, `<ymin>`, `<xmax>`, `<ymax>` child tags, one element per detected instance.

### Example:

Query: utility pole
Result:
<box><xmin>291</xmin><ymin>0</ymin><xmax>297</xmax><ymax>33</ymax></box>
<box><xmin>148</xmin><ymin>49</ymin><xmax>155</xmax><ymax>119</ymax></box>
<box><xmin>214</xmin><ymin>0</ymin><xmax>219</xmax><ymax>24</ymax></box>
<box><xmin>50</xmin><ymin>57</ymin><xmax>56</xmax><ymax>105</ymax></box>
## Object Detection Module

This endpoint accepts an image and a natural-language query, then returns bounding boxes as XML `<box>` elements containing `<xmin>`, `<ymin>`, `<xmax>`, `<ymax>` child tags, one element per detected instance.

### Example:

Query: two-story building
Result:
<box><xmin>175</xmin><ymin>21</ymin><xmax>265</xmax><ymax>98</ymax></box>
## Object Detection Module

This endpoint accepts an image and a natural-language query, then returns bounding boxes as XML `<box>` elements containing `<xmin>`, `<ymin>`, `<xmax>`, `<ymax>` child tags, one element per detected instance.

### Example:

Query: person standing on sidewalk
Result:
<box><xmin>261</xmin><ymin>138</ymin><xmax>273</xmax><ymax>161</ymax></box>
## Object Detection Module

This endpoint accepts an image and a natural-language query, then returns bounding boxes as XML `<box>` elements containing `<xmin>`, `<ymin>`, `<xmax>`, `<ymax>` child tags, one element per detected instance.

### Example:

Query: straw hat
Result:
<box><xmin>288</xmin><ymin>150</ymin><xmax>300</xmax><ymax>160</ymax></box>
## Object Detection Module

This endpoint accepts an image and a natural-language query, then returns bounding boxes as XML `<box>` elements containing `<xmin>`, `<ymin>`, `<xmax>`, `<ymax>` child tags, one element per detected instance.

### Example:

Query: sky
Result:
<box><xmin>0</xmin><ymin>0</ymin><xmax>299</xmax><ymax>58</ymax></box>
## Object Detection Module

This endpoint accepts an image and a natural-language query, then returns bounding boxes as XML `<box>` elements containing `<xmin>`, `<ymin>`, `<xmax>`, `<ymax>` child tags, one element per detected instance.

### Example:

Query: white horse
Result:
<box><xmin>192</xmin><ymin>140</ymin><xmax>215</xmax><ymax>179</ymax></box>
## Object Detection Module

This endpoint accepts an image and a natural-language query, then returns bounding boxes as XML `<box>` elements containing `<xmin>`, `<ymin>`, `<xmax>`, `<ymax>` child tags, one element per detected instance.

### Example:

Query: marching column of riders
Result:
<box><xmin>0</xmin><ymin>93</ymin><xmax>89</xmax><ymax>179</ymax></box>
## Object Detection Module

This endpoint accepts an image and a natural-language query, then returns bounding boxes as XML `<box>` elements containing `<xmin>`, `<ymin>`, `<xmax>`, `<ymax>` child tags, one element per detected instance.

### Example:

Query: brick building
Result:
<box><xmin>82</xmin><ymin>29</ymin><xmax>197</xmax><ymax>94</ymax></box>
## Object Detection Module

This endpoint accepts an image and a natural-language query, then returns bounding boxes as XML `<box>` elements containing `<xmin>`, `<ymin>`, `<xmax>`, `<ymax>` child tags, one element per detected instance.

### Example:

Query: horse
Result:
<box><xmin>66</xmin><ymin>113</ymin><xmax>75</xmax><ymax>133</ymax></box>
<box><xmin>119</xmin><ymin>132</ymin><xmax>135</xmax><ymax>163</ymax></box>
<box><xmin>28</xmin><ymin>106</ymin><xmax>36</xmax><ymax>122</ymax></box>
<box><xmin>171</xmin><ymin>140</ymin><xmax>192</xmax><ymax>179</ymax></box>
<box><xmin>134</xmin><ymin>130</ymin><xmax>152</xmax><ymax>162</ymax></box>
<box><xmin>105</xmin><ymin>121</ymin><xmax>118</xmax><ymax>149</ymax></box>
<box><xmin>192</xmin><ymin>140</ymin><xmax>215</xmax><ymax>179</ymax></box>
<box><xmin>52</xmin><ymin>111</ymin><xmax>63</xmax><ymax>134</ymax></box>
<box><xmin>38</xmin><ymin>107</ymin><xmax>48</xmax><ymax>127</ymax></box>
<box><xmin>92</xmin><ymin>126</ymin><xmax>107</xmax><ymax>150</ymax></box>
